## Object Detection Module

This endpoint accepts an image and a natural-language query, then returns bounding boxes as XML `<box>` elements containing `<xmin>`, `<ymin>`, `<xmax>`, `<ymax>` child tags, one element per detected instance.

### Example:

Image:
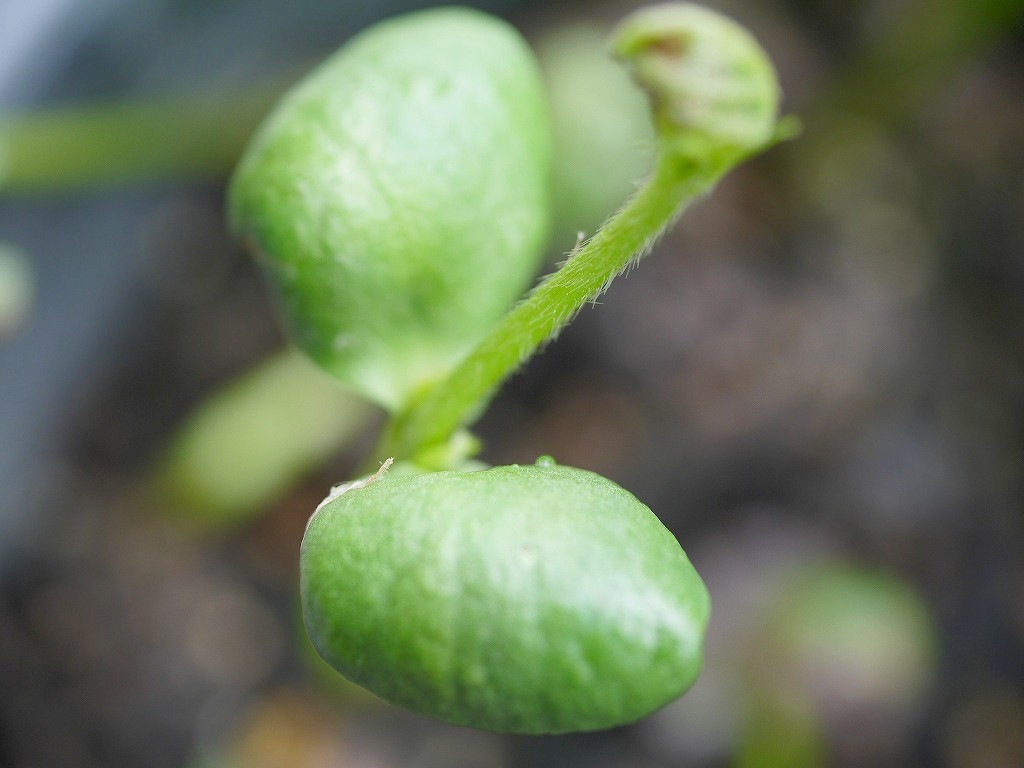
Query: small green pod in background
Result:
<box><xmin>535</xmin><ymin>23</ymin><xmax>655</xmax><ymax>240</ymax></box>
<box><xmin>301</xmin><ymin>461</ymin><xmax>710</xmax><ymax>733</ymax></box>
<box><xmin>228</xmin><ymin>8</ymin><xmax>552</xmax><ymax>410</ymax></box>
<box><xmin>153</xmin><ymin>350</ymin><xmax>374</xmax><ymax>530</ymax></box>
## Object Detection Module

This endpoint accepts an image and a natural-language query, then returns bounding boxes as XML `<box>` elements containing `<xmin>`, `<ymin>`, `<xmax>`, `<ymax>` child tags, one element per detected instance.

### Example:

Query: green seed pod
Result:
<box><xmin>301</xmin><ymin>461</ymin><xmax>710</xmax><ymax>733</ymax></box>
<box><xmin>611</xmin><ymin>3</ymin><xmax>780</xmax><ymax>167</ymax></box>
<box><xmin>229</xmin><ymin>9</ymin><xmax>552</xmax><ymax>410</ymax></box>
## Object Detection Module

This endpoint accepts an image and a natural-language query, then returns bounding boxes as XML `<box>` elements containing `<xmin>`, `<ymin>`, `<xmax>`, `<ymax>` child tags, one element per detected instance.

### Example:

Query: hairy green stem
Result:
<box><xmin>363</xmin><ymin>2</ymin><xmax>787</xmax><ymax>467</ymax></box>
<box><xmin>371</xmin><ymin>0</ymin><xmax>792</xmax><ymax>466</ymax></box>
<box><xmin>376</xmin><ymin>150</ymin><xmax>723</xmax><ymax>464</ymax></box>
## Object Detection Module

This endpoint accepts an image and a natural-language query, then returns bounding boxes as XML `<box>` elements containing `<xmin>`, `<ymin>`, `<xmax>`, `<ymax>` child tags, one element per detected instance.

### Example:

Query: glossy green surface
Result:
<box><xmin>229</xmin><ymin>8</ymin><xmax>552</xmax><ymax>410</ymax></box>
<box><xmin>301</xmin><ymin>463</ymin><xmax>710</xmax><ymax>733</ymax></box>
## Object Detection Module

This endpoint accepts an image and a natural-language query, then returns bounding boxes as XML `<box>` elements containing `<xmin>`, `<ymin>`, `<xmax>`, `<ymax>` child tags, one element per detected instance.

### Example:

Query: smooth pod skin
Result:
<box><xmin>228</xmin><ymin>9</ymin><xmax>552</xmax><ymax>410</ymax></box>
<box><xmin>301</xmin><ymin>463</ymin><xmax>710</xmax><ymax>733</ymax></box>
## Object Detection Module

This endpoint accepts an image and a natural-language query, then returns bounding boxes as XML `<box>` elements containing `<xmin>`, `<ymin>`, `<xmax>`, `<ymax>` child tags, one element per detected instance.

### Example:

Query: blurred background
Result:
<box><xmin>1</xmin><ymin>0</ymin><xmax>1022</xmax><ymax>766</ymax></box>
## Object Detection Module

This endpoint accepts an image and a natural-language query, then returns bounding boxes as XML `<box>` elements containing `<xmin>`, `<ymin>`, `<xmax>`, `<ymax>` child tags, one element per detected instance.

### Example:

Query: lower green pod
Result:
<box><xmin>301</xmin><ymin>461</ymin><xmax>710</xmax><ymax>733</ymax></box>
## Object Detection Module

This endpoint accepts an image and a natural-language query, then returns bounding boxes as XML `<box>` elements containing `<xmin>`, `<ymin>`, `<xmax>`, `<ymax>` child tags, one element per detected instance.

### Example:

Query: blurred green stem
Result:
<box><xmin>0</xmin><ymin>87</ymin><xmax>283</xmax><ymax>192</ymax></box>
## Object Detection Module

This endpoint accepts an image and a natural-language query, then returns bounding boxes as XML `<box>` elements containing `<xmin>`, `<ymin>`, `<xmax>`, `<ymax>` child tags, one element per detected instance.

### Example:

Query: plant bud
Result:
<box><xmin>611</xmin><ymin>3</ymin><xmax>780</xmax><ymax>167</ymax></box>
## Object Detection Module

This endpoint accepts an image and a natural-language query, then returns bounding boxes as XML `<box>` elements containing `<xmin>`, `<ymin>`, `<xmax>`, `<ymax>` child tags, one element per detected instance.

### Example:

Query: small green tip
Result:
<box><xmin>535</xmin><ymin>454</ymin><xmax>557</xmax><ymax>468</ymax></box>
<box><xmin>610</xmin><ymin>3</ymin><xmax>782</xmax><ymax>165</ymax></box>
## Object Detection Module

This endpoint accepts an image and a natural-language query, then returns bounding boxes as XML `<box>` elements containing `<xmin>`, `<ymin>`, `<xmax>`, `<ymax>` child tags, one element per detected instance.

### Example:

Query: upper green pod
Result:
<box><xmin>301</xmin><ymin>462</ymin><xmax>710</xmax><ymax>733</ymax></box>
<box><xmin>229</xmin><ymin>9</ymin><xmax>552</xmax><ymax>410</ymax></box>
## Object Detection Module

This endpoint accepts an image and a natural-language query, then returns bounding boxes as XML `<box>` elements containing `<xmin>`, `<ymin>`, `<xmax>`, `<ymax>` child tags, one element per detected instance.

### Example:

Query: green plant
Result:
<box><xmin>229</xmin><ymin>2</ymin><xmax>786</xmax><ymax>733</ymax></box>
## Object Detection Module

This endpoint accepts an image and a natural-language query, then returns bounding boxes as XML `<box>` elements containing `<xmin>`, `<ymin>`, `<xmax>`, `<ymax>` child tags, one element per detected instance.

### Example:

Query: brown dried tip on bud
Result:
<box><xmin>610</xmin><ymin>3</ymin><xmax>781</xmax><ymax>166</ymax></box>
